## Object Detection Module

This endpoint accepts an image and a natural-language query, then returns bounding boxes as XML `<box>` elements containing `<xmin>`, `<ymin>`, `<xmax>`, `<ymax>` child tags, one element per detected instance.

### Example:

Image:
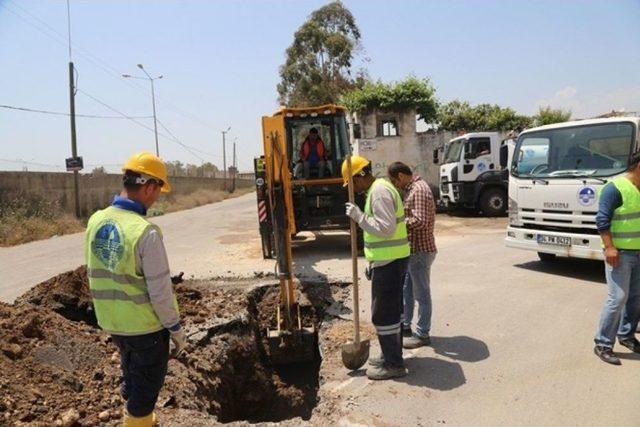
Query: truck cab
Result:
<box><xmin>505</xmin><ymin>117</ymin><xmax>639</xmax><ymax>261</ymax></box>
<box><xmin>438</xmin><ymin>132</ymin><xmax>508</xmax><ymax>216</ymax></box>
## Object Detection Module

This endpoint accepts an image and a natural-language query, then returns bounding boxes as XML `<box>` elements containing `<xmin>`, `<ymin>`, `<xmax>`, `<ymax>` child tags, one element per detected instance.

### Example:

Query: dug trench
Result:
<box><xmin>0</xmin><ymin>266</ymin><xmax>352</xmax><ymax>425</ymax></box>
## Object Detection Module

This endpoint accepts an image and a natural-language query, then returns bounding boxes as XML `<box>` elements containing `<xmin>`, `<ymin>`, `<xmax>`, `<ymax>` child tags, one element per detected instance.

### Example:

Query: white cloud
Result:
<box><xmin>535</xmin><ymin>85</ymin><xmax>640</xmax><ymax>118</ymax></box>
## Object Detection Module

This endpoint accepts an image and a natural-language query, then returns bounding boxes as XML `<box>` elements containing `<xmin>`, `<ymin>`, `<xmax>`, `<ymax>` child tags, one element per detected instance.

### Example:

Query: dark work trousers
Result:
<box><xmin>111</xmin><ymin>329</ymin><xmax>170</xmax><ymax>417</ymax></box>
<box><xmin>371</xmin><ymin>257</ymin><xmax>409</xmax><ymax>367</ymax></box>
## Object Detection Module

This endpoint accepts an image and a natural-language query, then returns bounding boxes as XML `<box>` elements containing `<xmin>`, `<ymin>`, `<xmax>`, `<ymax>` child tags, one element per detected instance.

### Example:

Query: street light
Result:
<box><xmin>122</xmin><ymin>64</ymin><xmax>163</xmax><ymax>156</ymax></box>
<box><xmin>222</xmin><ymin>126</ymin><xmax>231</xmax><ymax>183</ymax></box>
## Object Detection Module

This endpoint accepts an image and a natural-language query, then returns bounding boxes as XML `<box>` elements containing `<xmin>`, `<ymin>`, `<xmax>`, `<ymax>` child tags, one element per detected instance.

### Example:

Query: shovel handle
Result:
<box><xmin>346</xmin><ymin>155</ymin><xmax>361</xmax><ymax>345</ymax></box>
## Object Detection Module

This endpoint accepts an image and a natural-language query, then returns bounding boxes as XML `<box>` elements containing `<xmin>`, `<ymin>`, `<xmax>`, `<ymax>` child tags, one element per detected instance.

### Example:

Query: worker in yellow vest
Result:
<box><xmin>594</xmin><ymin>151</ymin><xmax>640</xmax><ymax>365</ymax></box>
<box><xmin>85</xmin><ymin>152</ymin><xmax>185</xmax><ymax>426</ymax></box>
<box><xmin>342</xmin><ymin>155</ymin><xmax>411</xmax><ymax>380</ymax></box>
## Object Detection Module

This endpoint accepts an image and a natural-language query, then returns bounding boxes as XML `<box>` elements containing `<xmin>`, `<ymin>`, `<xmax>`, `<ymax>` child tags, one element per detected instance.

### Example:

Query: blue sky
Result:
<box><xmin>1</xmin><ymin>0</ymin><xmax>639</xmax><ymax>172</ymax></box>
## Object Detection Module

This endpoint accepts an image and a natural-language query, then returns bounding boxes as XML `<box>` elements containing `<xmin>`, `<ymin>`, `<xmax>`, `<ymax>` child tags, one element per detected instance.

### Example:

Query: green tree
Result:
<box><xmin>437</xmin><ymin>100</ymin><xmax>532</xmax><ymax>131</ymax></box>
<box><xmin>534</xmin><ymin>106</ymin><xmax>571</xmax><ymax>126</ymax></box>
<box><xmin>277</xmin><ymin>1</ymin><xmax>365</xmax><ymax>107</ymax></box>
<box><xmin>342</xmin><ymin>76</ymin><xmax>438</xmax><ymax>122</ymax></box>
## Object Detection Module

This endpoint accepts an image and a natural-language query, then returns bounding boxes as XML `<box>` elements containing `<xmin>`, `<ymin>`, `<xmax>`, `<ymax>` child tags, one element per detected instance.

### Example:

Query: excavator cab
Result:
<box><xmin>253</xmin><ymin>105</ymin><xmax>355</xmax><ymax>365</ymax></box>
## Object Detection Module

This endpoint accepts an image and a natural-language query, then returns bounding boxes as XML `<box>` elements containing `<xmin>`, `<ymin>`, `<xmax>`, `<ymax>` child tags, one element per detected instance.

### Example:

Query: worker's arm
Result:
<box><xmin>596</xmin><ymin>183</ymin><xmax>622</xmax><ymax>267</ymax></box>
<box><xmin>355</xmin><ymin>186</ymin><xmax>397</xmax><ymax>239</ymax></box>
<box><xmin>137</xmin><ymin>227</ymin><xmax>181</xmax><ymax>331</ymax></box>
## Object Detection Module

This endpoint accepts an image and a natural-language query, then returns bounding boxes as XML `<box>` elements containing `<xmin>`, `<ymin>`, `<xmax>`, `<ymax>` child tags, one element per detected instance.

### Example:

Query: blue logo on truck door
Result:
<box><xmin>577</xmin><ymin>186</ymin><xmax>596</xmax><ymax>207</ymax></box>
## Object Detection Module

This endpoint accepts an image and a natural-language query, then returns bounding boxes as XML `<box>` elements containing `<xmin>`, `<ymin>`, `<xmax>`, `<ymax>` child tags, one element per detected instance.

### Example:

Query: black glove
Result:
<box><xmin>171</xmin><ymin>272</ymin><xmax>184</xmax><ymax>285</ymax></box>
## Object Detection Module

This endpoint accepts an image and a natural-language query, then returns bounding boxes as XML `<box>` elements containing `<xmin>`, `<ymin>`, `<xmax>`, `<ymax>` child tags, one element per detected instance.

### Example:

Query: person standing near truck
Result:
<box><xmin>594</xmin><ymin>151</ymin><xmax>640</xmax><ymax>365</ymax></box>
<box><xmin>388</xmin><ymin>162</ymin><xmax>437</xmax><ymax>349</ymax></box>
<box><xmin>85</xmin><ymin>151</ymin><xmax>186</xmax><ymax>426</ymax></box>
<box><xmin>342</xmin><ymin>155</ymin><xmax>410</xmax><ymax>380</ymax></box>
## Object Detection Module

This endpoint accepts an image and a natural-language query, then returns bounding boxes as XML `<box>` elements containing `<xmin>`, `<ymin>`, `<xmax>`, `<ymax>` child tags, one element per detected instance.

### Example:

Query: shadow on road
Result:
<box><xmin>431</xmin><ymin>335</ymin><xmax>490</xmax><ymax>363</ymax></box>
<box><xmin>616</xmin><ymin>352</ymin><xmax>640</xmax><ymax>361</ymax></box>
<box><xmin>513</xmin><ymin>257</ymin><xmax>605</xmax><ymax>284</ymax></box>
<box><xmin>292</xmin><ymin>232</ymin><xmax>352</xmax><ymax>283</ymax></box>
<box><xmin>399</xmin><ymin>357</ymin><xmax>466</xmax><ymax>390</ymax></box>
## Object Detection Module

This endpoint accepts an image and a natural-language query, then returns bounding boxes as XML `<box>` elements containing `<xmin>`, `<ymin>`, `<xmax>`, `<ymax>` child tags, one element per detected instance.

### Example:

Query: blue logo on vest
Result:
<box><xmin>577</xmin><ymin>186</ymin><xmax>596</xmax><ymax>207</ymax></box>
<box><xmin>92</xmin><ymin>220</ymin><xmax>125</xmax><ymax>270</ymax></box>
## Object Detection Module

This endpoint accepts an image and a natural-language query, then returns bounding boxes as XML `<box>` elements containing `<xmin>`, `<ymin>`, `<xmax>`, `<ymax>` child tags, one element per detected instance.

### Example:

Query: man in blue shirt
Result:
<box><xmin>593</xmin><ymin>151</ymin><xmax>640</xmax><ymax>365</ymax></box>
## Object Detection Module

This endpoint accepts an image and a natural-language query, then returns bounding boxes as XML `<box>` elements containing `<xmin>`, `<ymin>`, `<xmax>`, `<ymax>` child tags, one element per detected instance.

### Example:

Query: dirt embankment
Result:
<box><xmin>2</xmin><ymin>267</ymin><xmax>350</xmax><ymax>426</ymax></box>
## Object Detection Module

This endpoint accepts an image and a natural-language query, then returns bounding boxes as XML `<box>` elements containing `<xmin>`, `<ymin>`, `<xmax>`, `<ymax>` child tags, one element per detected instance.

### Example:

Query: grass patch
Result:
<box><xmin>148</xmin><ymin>187</ymin><xmax>254</xmax><ymax>217</ymax></box>
<box><xmin>0</xmin><ymin>195</ymin><xmax>84</xmax><ymax>247</ymax></box>
<box><xmin>0</xmin><ymin>187</ymin><xmax>254</xmax><ymax>246</ymax></box>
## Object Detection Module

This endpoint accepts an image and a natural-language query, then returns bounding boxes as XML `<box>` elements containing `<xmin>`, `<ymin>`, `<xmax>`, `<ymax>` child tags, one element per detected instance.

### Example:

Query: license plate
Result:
<box><xmin>537</xmin><ymin>234</ymin><xmax>571</xmax><ymax>246</ymax></box>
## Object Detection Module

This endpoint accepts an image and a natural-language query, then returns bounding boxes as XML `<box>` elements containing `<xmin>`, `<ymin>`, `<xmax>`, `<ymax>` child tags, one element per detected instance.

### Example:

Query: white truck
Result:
<box><xmin>437</xmin><ymin>132</ymin><xmax>511</xmax><ymax>216</ymax></box>
<box><xmin>505</xmin><ymin>117</ymin><xmax>639</xmax><ymax>261</ymax></box>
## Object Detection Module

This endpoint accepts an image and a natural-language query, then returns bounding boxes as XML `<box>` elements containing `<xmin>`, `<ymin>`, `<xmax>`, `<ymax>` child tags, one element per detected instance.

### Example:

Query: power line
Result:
<box><xmin>0</xmin><ymin>104</ymin><xmax>153</xmax><ymax>119</ymax></box>
<box><xmin>77</xmin><ymin>89</ymin><xmax>219</xmax><ymax>162</ymax></box>
<box><xmin>156</xmin><ymin>119</ymin><xmax>222</xmax><ymax>161</ymax></box>
<box><xmin>4</xmin><ymin>0</ymin><xmax>219</xmax><ymax>133</ymax></box>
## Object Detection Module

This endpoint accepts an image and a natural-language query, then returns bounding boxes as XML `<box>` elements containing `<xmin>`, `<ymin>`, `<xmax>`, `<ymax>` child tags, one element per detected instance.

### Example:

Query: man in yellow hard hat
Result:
<box><xmin>85</xmin><ymin>151</ymin><xmax>184</xmax><ymax>426</ymax></box>
<box><xmin>342</xmin><ymin>155</ymin><xmax>411</xmax><ymax>380</ymax></box>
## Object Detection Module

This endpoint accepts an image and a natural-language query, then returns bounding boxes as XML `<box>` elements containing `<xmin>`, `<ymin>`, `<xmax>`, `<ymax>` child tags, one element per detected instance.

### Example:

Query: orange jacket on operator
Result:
<box><xmin>299</xmin><ymin>138</ymin><xmax>327</xmax><ymax>162</ymax></box>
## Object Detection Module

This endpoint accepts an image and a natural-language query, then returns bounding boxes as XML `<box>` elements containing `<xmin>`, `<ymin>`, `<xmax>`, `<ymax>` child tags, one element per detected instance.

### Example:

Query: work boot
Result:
<box><xmin>366</xmin><ymin>363</ymin><xmax>407</xmax><ymax>380</ymax></box>
<box><xmin>402</xmin><ymin>325</ymin><xmax>412</xmax><ymax>338</ymax></box>
<box><xmin>594</xmin><ymin>345</ymin><xmax>621</xmax><ymax>365</ymax></box>
<box><xmin>618</xmin><ymin>337</ymin><xmax>640</xmax><ymax>353</ymax></box>
<box><xmin>403</xmin><ymin>333</ymin><xmax>431</xmax><ymax>349</ymax></box>
<box><xmin>123</xmin><ymin>410</ymin><xmax>157</xmax><ymax>427</ymax></box>
<box><xmin>368</xmin><ymin>354</ymin><xmax>385</xmax><ymax>367</ymax></box>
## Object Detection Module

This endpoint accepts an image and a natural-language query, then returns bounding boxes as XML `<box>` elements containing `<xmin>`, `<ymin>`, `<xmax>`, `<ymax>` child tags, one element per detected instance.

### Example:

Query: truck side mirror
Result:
<box><xmin>352</xmin><ymin>123</ymin><xmax>362</xmax><ymax>139</ymax></box>
<box><xmin>432</xmin><ymin>149</ymin><xmax>439</xmax><ymax>164</ymax></box>
<box><xmin>500</xmin><ymin>145</ymin><xmax>508</xmax><ymax>168</ymax></box>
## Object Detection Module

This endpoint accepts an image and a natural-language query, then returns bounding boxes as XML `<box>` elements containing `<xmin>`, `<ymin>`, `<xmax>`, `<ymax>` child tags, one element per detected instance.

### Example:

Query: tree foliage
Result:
<box><xmin>166</xmin><ymin>161</ymin><xmax>219</xmax><ymax>177</ymax></box>
<box><xmin>277</xmin><ymin>1</ymin><xmax>365</xmax><ymax>107</ymax></box>
<box><xmin>534</xmin><ymin>106</ymin><xmax>571</xmax><ymax>126</ymax></box>
<box><xmin>342</xmin><ymin>76</ymin><xmax>438</xmax><ymax>122</ymax></box>
<box><xmin>437</xmin><ymin>100</ymin><xmax>532</xmax><ymax>132</ymax></box>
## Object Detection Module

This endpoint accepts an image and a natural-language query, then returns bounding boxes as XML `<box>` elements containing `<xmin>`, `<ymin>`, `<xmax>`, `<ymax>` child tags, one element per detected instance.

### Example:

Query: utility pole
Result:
<box><xmin>231</xmin><ymin>139</ymin><xmax>237</xmax><ymax>193</ymax></box>
<box><xmin>222</xmin><ymin>126</ymin><xmax>230</xmax><ymax>190</ymax></box>
<box><xmin>67</xmin><ymin>0</ymin><xmax>80</xmax><ymax>218</ymax></box>
<box><xmin>122</xmin><ymin>64</ymin><xmax>162</xmax><ymax>156</ymax></box>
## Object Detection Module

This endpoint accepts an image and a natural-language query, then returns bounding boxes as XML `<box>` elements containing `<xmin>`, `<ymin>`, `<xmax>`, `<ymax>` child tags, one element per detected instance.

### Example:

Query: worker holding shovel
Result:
<box><xmin>342</xmin><ymin>155</ymin><xmax>411</xmax><ymax>380</ymax></box>
<box><xmin>85</xmin><ymin>151</ymin><xmax>186</xmax><ymax>426</ymax></box>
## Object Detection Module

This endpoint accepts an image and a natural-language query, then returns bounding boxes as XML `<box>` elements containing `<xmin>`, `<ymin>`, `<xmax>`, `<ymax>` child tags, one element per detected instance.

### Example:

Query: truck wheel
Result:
<box><xmin>537</xmin><ymin>252</ymin><xmax>557</xmax><ymax>262</ymax></box>
<box><xmin>480</xmin><ymin>188</ymin><xmax>507</xmax><ymax>217</ymax></box>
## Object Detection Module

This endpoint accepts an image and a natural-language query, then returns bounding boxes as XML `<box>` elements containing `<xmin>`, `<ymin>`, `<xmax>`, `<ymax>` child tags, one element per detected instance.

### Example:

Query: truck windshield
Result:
<box><xmin>444</xmin><ymin>139</ymin><xmax>465</xmax><ymax>163</ymax></box>
<box><xmin>511</xmin><ymin>122</ymin><xmax>635</xmax><ymax>178</ymax></box>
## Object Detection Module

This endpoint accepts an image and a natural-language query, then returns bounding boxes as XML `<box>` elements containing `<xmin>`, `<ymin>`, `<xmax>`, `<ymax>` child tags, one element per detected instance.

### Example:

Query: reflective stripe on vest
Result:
<box><xmin>610</xmin><ymin>177</ymin><xmax>640</xmax><ymax>250</ymax></box>
<box><xmin>87</xmin><ymin>268</ymin><xmax>146</xmax><ymax>289</ymax></box>
<box><xmin>85</xmin><ymin>206</ymin><xmax>177</xmax><ymax>335</ymax></box>
<box><xmin>363</xmin><ymin>179</ymin><xmax>411</xmax><ymax>262</ymax></box>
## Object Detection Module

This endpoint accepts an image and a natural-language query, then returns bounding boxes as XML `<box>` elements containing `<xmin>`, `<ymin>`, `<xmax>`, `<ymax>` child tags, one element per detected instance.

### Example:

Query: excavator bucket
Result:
<box><xmin>262</xmin><ymin>123</ymin><xmax>318</xmax><ymax>365</ymax></box>
<box><xmin>266</xmin><ymin>303</ymin><xmax>317</xmax><ymax>365</ymax></box>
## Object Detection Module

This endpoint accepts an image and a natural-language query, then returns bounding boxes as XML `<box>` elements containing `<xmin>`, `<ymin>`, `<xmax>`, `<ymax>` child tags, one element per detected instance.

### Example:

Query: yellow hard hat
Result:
<box><xmin>341</xmin><ymin>155</ymin><xmax>370</xmax><ymax>187</ymax></box>
<box><xmin>122</xmin><ymin>151</ymin><xmax>172</xmax><ymax>193</ymax></box>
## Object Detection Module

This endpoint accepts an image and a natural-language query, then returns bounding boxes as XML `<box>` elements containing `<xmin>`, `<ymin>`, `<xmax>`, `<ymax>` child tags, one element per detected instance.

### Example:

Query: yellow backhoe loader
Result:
<box><xmin>254</xmin><ymin>105</ymin><xmax>362</xmax><ymax>365</ymax></box>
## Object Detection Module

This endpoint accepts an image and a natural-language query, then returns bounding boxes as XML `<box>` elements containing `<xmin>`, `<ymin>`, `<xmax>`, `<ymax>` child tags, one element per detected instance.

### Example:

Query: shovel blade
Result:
<box><xmin>341</xmin><ymin>339</ymin><xmax>370</xmax><ymax>370</ymax></box>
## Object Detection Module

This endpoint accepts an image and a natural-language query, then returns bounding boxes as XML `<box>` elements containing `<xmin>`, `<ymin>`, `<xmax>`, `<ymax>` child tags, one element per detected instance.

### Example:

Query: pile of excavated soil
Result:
<box><xmin>1</xmin><ymin>267</ymin><xmax>348</xmax><ymax>426</ymax></box>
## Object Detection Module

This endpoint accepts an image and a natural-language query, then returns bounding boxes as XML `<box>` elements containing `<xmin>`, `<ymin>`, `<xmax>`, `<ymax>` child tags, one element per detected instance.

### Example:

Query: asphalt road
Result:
<box><xmin>2</xmin><ymin>194</ymin><xmax>639</xmax><ymax>426</ymax></box>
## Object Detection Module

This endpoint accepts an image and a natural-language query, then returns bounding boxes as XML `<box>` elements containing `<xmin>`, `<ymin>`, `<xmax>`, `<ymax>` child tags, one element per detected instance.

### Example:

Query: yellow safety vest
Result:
<box><xmin>610</xmin><ymin>177</ymin><xmax>640</xmax><ymax>250</ymax></box>
<box><xmin>85</xmin><ymin>206</ymin><xmax>177</xmax><ymax>335</ymax></box>
<box><xmin>363</xmin><ymin>179</ymin><xmax>411</xmax><ymax>262</ymax></box>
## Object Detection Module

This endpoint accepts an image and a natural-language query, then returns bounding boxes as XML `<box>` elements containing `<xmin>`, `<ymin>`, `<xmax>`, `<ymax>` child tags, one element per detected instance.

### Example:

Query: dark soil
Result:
<box><xmin>1</xmin><ymin>267</ymin><xmax>347</xmax><ymax>425</ymax></box>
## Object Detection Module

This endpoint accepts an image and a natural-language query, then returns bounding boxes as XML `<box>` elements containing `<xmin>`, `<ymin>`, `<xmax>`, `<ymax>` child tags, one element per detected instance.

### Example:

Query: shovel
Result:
<box><xmin>341</xmin><ymin>155</ymin><xmax>370</xmax><ymax>370</ymax></box>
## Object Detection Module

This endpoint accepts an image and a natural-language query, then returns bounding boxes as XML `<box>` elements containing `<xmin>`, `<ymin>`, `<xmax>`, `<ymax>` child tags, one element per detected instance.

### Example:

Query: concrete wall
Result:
<box><xmin>351</xmin><ymin>108</ymin><xmax>459</xmax><ymax>194</ymax></box>
<box><xmin>0</xmin><ymin>171</ymin><xmax>253</xmax><ymax>217</ymax></box>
